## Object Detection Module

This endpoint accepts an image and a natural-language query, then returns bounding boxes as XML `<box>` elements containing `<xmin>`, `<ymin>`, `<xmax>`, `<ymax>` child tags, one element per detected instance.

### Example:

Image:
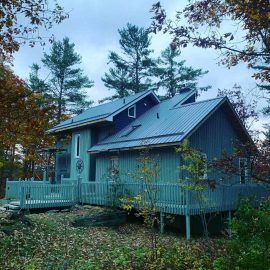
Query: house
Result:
<box><xmin>49</xmin><ymin>89</ymin><xmax>251</xmax><ymax>185</ymax></box>
<box><xmin>5</xmin><ymin>89</ymin><xmax>267</xmax><ymax>239</ymax></box>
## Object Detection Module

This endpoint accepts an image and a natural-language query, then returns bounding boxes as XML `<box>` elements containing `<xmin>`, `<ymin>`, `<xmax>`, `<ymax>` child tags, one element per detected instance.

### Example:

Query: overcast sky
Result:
<box><xmin>12</xmin><ymin>0</ymin><xmax>267</xmax><ymax>129</ymax></box>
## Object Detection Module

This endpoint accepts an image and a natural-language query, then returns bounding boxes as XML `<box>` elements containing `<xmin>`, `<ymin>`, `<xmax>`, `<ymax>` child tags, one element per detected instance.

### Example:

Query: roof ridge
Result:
<box><xmin>85</xmin><ymin>90</ymin><xmax>151</xmax><ymax>111</ymax></box>
<box><xmin>171</xmin><ymin>96</ymin><xmax>225</xmax><ymax>110</ymax></box>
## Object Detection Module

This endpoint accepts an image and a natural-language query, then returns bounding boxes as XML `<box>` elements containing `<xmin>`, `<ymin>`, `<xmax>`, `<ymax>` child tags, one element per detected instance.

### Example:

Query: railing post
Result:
<box><xmin>60</xmin><ymin>174</ymin><xmax>64</xmax><ymax>184</ymax></box>
<box><xmin>228</xmin><ymin>210</ymin><xmax>232</xmax><ymax>239</ymax></box>
<box><xmin>160</xmin><ymin>212</ymin><xmax>164</xmax><ymax>234</ymax></box>
<box><xmin>186</xmin><ymin>215</ymin><xmax>191</xmax><ymax>240</ymax></box>
<box><xmin>20</xmin><ymin>186</ymin><xmax>25</xmax><ymax>208</ymax></box>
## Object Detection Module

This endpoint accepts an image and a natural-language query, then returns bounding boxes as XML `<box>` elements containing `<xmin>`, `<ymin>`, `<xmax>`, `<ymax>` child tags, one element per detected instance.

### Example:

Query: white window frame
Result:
<box><xmin>201</xmin><ymin>153</ymin><xmax>208</xmax><ymax>180</ymax></box>
<box><xmin>110</xmin><ymin>156</ymin><xmax>119</xmax><ymax>176</ymax></box>
<box><xmin>128</xmin><ymin>104</ymin><xmax>136</xmax><ymax>118</ymax></box>
<box><xmin>74</xmin><ymin>134</ymin><xmax>80</xmax><ymax>158</ymax></box>
<box><xmin>239</xmin><ymin>158</ymin><xmax>249</xmax><ymax>184</ymax></box>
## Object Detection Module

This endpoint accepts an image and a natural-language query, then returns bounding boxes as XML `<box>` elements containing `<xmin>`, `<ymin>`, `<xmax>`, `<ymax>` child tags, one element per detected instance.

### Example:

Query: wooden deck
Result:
<box><xmin>5</xmin><ymin>179</ymin><xmax>269</xmax><ymax>240</ymax></box>
<box><xmin>80</xmin><ymin>182</ymin><xmax>269</xmax><ymax>215</ymax></box>
<box><xmin>5</xmin><ymin>181</ymin><xmax>77</xmax><ymax>209</ymax></box>
<box><xmin>5</xmin><ymin>180</ymin><xmax>269</xmax><ymax>213</ymax></box>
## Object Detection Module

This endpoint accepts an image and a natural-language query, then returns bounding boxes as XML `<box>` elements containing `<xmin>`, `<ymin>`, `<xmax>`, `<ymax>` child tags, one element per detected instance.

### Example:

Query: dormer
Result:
<box><xmin>112</xmin><ymin>93</ymin><xmax>159</xmax><ymax>132</ymax></box>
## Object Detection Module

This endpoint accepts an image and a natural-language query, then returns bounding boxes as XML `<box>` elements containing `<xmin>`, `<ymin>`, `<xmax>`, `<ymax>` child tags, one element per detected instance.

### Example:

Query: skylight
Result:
<box><xmin>121</xmin><ymin>124</ymin><xmax>141</xmax><ymax>137</ymax></box>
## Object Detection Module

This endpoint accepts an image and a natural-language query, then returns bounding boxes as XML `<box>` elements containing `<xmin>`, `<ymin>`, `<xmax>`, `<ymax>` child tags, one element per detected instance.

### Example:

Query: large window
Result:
<box><xmin>75</xmin><ymin>134</ymin><xmax>80</xmax><ymax>158</ymax></box>
<box><xmin>110</xmin><ymin>156</ymin><xmax>119</xmax><ymax>176</ymax></box>
<box><xmin>128</xmin><ymin>104</ymin><xmax>136</xmax><ymax>118</ymax></box>
<box><xmin>239</xmin><ymin>158</ymin><xmax>249</xmax><ymax>184</ymax></box>
<box><xmin>200</xmin><ymin>153</ymin><xmax>208</xmax><ymax>180</ymax></box>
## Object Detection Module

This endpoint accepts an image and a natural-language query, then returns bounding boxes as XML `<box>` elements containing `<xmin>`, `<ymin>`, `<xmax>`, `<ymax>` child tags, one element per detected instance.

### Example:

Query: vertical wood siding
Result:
<box><xmin>95</xmin><ymin>147</ymin><xmax>181</xmax><ymax>183</ymax></box>
<box><xmin>189</xmin><ymin>106</ymin><xmax>240</xmax><ymax>184</ymax></box>
<box><xmin>70</xmin><ymin>128</ymin><xmax>92</xmax><ymax>182</ymax></box>
<box><xmin>95</xmin><ymin>106</ymin><xmax>242</xmax><ymax>184</ymax></box>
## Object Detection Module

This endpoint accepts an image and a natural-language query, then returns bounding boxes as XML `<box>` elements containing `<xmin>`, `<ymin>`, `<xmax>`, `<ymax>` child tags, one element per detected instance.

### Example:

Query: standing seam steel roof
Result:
<box><xmin>88</xmin><ymin>96</ymin><xmax>226</xmax><ymax>153</ymax></box>
<box><xmin>48</xmin><ymin>90</ymin><xmax>158</xmax><ymax>133</ymax></box>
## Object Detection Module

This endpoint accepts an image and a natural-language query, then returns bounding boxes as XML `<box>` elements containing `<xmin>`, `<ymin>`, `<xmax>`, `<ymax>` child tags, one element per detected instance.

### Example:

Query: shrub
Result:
<box><xmin>213</xmin><ymin>198</ymin><xmax>270</xmax><ymax>270</ymax></box>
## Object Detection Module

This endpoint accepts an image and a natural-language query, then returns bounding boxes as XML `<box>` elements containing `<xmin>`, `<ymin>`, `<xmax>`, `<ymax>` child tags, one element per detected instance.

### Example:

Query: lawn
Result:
<box><xmin>0</xmin><ymin>205</ymin><xmax>225</xmax><ymax>270</ymax></box>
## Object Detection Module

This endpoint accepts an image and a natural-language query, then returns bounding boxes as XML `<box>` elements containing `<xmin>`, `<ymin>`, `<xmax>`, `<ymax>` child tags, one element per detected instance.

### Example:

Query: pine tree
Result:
<box><xmin>41</xmin><ymin>37</ymin><xmax>94</xmax><ymax>123</ymax></box>
<box><xmin>155</xmin><ymin>47</ymin><xmax>210</xmax><ymax>98</ymax></box>
<box><xmin>28</xmin><ymin>64</ymin><xmax>49</xmax><ymax>94</ymax></box>
<box><xmin>102</xmin><ymin>24</ymin><xmax>155</xmax><ymax>100</ymax></box>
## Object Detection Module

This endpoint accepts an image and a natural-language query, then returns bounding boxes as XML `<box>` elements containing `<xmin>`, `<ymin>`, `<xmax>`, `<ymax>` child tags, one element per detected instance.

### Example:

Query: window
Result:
<box><xmin>110</xmin><ymin>156</ymin><xmax>119</xmax><ymax>176</ymax></box>
<box><xmin>239</xmin><ymin>158</ymin><xmax>250</xmax><ymax>184</ymax></box>
<box><xmin>74</xmin><ymin>134</ymin><xmax>80</xmax><ymax>158</ymax></box>
<box><xmin>200</xmin><ymin>153</ymin><xmax>208</xmax><ymax>180</ymax></box>
<box><xmin>128</xmin><ymin>104</ymin><xmax>136</xmax><ymax>118</ymax></box>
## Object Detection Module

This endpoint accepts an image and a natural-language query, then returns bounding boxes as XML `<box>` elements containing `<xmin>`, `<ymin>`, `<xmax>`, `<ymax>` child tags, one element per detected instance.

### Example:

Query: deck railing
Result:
<box><xmin>20</xmin><ymin>183</ymin><xmax>77</xmax><ymax>209</ymax></box>
<box><xmin>80</xmin><ymin>182</ymin><xmax>269</xmax><ymax>215</ymax></box>
<box><xmin>5</xmin><ymin>180</ymin><xmax>77</xmax><ymax>209</ymax></box>
<box><xmin>5</xmin><ymin>179</ymin><xmax>269</xmax><ymax>213</ymax></box>
<box><xmin>5</xmin><ymin>179</ymin><xmax>50</xmax><ymax>201</ymax></box>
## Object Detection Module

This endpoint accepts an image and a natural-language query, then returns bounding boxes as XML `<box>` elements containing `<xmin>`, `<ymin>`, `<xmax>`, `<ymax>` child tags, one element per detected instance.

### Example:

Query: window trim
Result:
<box><xmin>201</xmin><ymin>153</ymin><xmax>208</xmax><ymax>180</ymax></box>
<box><xmin>128</xmin><ymin>104</ymin><xmax>136</xmax><ymax>118</ymax></box>
<box><xmin>110</xmin><ymin>156</ymin><xmax>119</xmax><ymax>176</ymax></box>
<box><xmin>239</xmin><ymin>157</ymin><xmax>249</xmax><ymax>184</ymax></box>
<box><xmin>74</xmin><ymin>134</ymin><xmax>80</xmax><ymax>158</ymax></box>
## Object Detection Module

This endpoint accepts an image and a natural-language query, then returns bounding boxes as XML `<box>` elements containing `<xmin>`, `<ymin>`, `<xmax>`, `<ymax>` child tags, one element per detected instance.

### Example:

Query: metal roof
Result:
<box><xmin>89</xmin><ymin>96</ymin><xmax>226</xmax><ymax>153</ymax></box>
<box><xmin>48</xmin><ymin>90</ymin><xmax>160</xmax><ymax>133</ymax></box>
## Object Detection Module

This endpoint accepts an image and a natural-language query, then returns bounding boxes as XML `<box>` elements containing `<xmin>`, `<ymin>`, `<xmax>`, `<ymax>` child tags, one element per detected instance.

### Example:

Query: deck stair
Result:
<box><xmin>4</xmin><ymin>201</ymin><xmax>21</xmax><ymax>211</ymax></box>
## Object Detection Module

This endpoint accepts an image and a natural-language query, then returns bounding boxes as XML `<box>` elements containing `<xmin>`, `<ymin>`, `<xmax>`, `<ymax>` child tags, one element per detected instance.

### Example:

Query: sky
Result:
<box><xmin>12</xmin><ymin>0</ymin><xmax>268</xmax><ymax>130</ymax></box>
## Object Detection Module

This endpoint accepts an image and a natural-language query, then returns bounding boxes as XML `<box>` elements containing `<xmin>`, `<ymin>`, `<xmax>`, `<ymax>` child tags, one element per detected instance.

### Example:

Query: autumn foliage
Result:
<box><xmin>150</xmin><ymin>0</ymin><xmax>270</xmax><ymax>83</ymax></box>
<box><xmin>0</xmin><ymin>0</ymin><xmax>67</xmax><ymax>60</ymax></box>
<box><xmin>0</xmin><ymin>65</ymin><xmax>55</xmax><ymax>178</ymax></box>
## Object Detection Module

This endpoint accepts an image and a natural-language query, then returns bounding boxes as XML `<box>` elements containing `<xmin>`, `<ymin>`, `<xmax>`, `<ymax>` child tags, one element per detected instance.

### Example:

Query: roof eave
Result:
<box><xmin>47</xmin><ymin>118</ymin><xmax>110</xmax><ymax>134</ymax></box>
<box><xmin>88</xmin><ymin>141</ymin><xmax>183</xmax><ymax>154</ymax></box>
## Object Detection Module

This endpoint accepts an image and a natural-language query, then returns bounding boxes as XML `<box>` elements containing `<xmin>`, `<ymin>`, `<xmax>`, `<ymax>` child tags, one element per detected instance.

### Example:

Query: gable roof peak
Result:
<box><xmin>48</xmin><ymin>89</ymin><xmax>159</xmax><ymax>133</ymax></box>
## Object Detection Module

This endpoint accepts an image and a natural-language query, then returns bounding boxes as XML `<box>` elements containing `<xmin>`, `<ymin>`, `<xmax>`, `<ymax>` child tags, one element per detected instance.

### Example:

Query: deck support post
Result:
<box><xmin>160</xmin><ymin>212</ymin><xmax>164</xmax><ymax>234</ymax></box>
<box><xmin>228</xmin><ymin>210</ymin><xmax>232</xmax><ymax>238</ymax></box>
<box><xmin>42</xmin><ymin>170</ymin><xmax>46</xmax><ymax>182</ymax></box>
<box><xmin>186</xmin><ymin>215</ymin><xmax>191</xmax><ymax>240</ymax></box>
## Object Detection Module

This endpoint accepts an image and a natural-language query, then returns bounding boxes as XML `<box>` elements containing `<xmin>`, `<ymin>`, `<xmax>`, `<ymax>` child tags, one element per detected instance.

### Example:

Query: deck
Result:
<box><xmin>5</xmin><ymin>181</ymin><xmax>77</xmax><ymax>209</ymax></box>
<box><xmin>5</xmin><ymin>179</ymin><xmax>269</xmax><ymax>239</ymax></box>
<box><xmin>5</xmin><ymin>179</ymin><xmax>269</xmax><ymax>214</ymax></box>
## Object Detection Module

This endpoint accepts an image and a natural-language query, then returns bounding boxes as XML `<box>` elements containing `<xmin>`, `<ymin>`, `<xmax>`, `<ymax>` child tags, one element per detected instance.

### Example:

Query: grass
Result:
<box><xmin>0</xmin><ymin>206</ymin><xmax>226</xmax><ymax>270</ymax></box>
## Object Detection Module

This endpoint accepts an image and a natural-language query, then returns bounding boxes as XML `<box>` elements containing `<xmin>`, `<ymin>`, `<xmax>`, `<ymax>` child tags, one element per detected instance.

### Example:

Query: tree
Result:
<box><xmin>155</xmin><ymin>46</ymin><xmax>210</xmax><ymax>98</ymax></box>
<box><xmin>121</xmin><ymin>148</ymin><xmax>161</xmax><ymax>260</ymax></box>
<box><xmin>150</xmin><ymin>1</ymin><xmax>270</xmax><ymax>108</ymax></box>
<box><xmin>150</xmin><ymin>1</ymin><xmax>269</xmax><ymax>77</ymax></box>
<box><xmin>217</xmin><ymin>85</ymin><xmax>258</xmax><ymax>132</ymax></box>
<box><xmin>28</xmin><ymin>64</ymin><xmax>49</xmax><ymax>95</ymax></box>
<box><xmin>0</xmin><ymin>65</ymin><xmax>55</xmax><ymax>177</ymax></box>
<box><xmin>176</xmin><ymin>139</ymin><xmax>213</xmax><ymax>253</ymax></box>
<box><xmin>214</xmin><ymin>199</ymin><xmax>270</xmax><ymax>270</ymax></box>
<box><xmin>40</xmin><ymin>37</ymin><xmax>94</xmax><ymax>123</ymax></box>
<box><xmin>0</xmin><ymin>0</ymin><xmax>67</xmax><ymax>60</ymax></box>
<box><xmin>100</xmin><ymin>66</ymin><xmax>131</xmax><ymax>103</ymax></box>
<box><xmin>102</xmin><ymin>24</ymin><xmax>156</xmax><ymax>100</ymax></box>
